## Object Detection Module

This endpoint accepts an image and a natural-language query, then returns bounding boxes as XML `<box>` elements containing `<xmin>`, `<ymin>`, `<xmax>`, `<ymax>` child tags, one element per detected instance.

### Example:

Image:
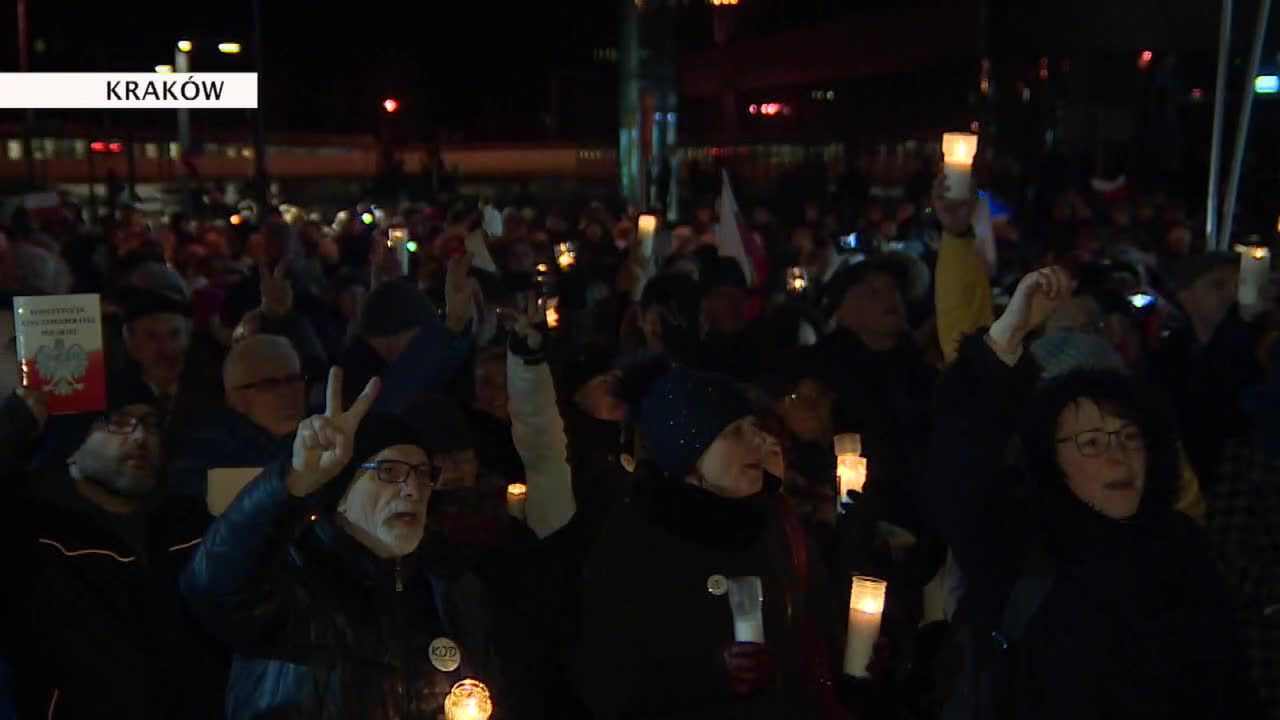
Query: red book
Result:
<box><xmin>13</xmin><ymin>294</ymin><xmax>108</xmax><ymax>416</ymax></box>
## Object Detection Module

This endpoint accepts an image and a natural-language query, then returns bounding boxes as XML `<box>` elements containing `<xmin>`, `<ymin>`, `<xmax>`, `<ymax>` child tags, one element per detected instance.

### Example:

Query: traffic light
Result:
<box><xmin>382</xmin><ymin>98</ymin><xmax>400</xmax><ymax>113</ymax></box>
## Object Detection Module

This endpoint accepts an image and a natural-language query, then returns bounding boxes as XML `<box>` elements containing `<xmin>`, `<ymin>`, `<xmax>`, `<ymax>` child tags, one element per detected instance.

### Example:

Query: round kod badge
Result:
<box><xmin>706</xmin><ymin>574</ymin><xmax>729</xmax><ymax>596</ymax></box>
<box><xmin>429</xmin><ymin>637</ymin><xmax>462</xmax><ymax>672</ymax></box>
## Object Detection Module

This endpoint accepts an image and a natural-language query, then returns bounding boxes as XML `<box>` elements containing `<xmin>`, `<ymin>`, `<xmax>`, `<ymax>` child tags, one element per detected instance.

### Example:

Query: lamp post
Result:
<box><xmin>175</xmin><ymin>40</ymin><xmax>193</xmax><ymax>218</ymax></box>
<box><xmin>172</xmin><ymin>38</ymin><xmax>246</xmax><ymax>218</ymax></box>
<box><xmin>17</xmin><ymin>0</ymin><xmax>35</xmax><ymax>187</ymax></box>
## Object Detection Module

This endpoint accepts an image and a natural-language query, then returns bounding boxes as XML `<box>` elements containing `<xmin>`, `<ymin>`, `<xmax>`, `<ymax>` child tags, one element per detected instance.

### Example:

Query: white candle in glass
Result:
<box><xmin>787</xmin><ymin>266</ymin><xmax>808</xmax><ymax>294</ymax></box>
<box><xmin>843</xmin><ymin>576</ymin><xmax>887</xmax><ymax>678</ymax></box>
<box><xmin>506</xmin><ymin>483</ymin><xmax>527</xmax><ymax>520</ymax></box>
<box><xmin>727</xmin><ymin>576</ymin><xmax>766</xmax><ymax>644</ymax></box>
<box><xmin>1238</xmin><ymin>245</ymin><xmax>1271</xmax><ymax>307</ymax></box>
<box><xmin>941</xmin><ymin>132</ymin><xmax>978</xmax><ymax>200</ymax></box>
<box><xmin>637</xmin><ymin>213</ymin><xmax>657</xmax><ymax>257</ymax></box>
<box><xmin>834</xmin><ymin>433</ymin><xmax>867</xmax><ymax>510</ymax></box>
<box><xmin>444</xmin><ymin>679</ymin><xmax>493</xmax><ymax>720</ymax></box>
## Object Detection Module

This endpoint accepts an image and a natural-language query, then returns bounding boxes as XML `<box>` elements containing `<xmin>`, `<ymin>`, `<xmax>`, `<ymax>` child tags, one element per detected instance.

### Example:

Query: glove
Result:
<box><xmin>722</xmin><ymin>642</ymin><xmax>776</xmax><ymax>697</ymax></box>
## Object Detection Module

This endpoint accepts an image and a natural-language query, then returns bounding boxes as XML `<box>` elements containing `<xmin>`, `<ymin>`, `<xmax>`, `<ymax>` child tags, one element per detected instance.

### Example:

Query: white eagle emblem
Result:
<box><xmin>33</xmin><ymin>338</ymin><xmax>89</xmax><ymax>397</ymax></box>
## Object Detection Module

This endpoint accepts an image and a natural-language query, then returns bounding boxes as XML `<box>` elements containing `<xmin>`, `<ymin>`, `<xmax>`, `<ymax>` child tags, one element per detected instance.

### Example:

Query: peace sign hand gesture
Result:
<box><xmin>285</xmin><ymin>367</ymin><xmax>381</xmax><ymax>497</ymax></box>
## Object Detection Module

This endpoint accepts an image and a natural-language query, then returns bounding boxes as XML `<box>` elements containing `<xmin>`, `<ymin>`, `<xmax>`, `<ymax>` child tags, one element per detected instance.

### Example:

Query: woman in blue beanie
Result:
<box><xmin>567</xmin><ymin>355</ymin><xmax>843</xmax><ymax>720</ymax></box>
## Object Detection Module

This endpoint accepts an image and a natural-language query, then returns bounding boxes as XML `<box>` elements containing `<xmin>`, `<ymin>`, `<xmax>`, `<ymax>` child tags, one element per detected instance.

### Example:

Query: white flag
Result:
<box><xmin>715</xmin><ymin>170</ymin><xmax>755</xmax><ymax>285</ymax></box>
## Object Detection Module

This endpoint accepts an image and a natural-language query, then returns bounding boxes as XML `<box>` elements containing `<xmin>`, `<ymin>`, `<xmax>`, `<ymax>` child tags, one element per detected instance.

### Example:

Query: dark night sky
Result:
<box><xmin>0</xmin><ymin>0</ymin><xmax>619</xmax><ymax>140</ymax></box>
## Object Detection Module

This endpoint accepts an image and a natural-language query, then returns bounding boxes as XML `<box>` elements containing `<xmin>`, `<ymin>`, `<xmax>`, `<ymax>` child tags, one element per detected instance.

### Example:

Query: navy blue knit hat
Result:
<box><xmin>625</xmin><ymin>361</ymin><xmax>754</xmax><ymax>480</ymax></box>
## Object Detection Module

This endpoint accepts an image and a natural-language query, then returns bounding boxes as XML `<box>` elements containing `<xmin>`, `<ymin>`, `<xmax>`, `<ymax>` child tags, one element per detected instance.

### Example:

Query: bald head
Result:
<box><xmin>224</xmin><ymin>335</ymin><xmax>305</xmax><ymax>437</ymax></box>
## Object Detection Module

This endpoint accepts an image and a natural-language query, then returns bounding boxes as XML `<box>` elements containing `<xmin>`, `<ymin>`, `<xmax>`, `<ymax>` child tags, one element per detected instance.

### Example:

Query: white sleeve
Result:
<box><xmin>506</xmin><ymin>348</ymin><xmax>575</xmax><ymax>538</ymax></box>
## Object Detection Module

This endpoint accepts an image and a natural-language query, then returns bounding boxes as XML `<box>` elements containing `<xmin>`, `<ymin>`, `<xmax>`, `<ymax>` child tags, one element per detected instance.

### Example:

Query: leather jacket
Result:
<box><xmin>181</xmin><ymin>459</ymin><xmax>489</xmax><ymax>719</ymax></box>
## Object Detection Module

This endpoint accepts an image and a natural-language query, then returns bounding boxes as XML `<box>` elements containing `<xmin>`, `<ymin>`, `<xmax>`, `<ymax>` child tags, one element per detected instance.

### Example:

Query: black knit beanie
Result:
<box><xmin>357</xmin><ymin>280</ymin><xmax>438</xmax><ymax>339</ymax></box>
<box><xmin>559</xmin><ymin>341</ymin><xmax>616</xmax><ymax>399</ymax></box>
<box><xmin>313</xmin><ymin>412</ymin><xmax>424</xmax><ymax>512</ymax></box>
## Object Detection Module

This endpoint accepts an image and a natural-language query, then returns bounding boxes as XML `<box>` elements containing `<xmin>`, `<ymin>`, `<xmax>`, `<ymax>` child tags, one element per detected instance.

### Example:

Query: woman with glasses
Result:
<box><xmin>926</xmin><ymin>267</ymin><xmax>1256</xmax><ymax>719</ymax></box>
<box><xmin>182</xmin><ymin>368</ymin><xmax>501</xmax><ymax>719</ymax></box>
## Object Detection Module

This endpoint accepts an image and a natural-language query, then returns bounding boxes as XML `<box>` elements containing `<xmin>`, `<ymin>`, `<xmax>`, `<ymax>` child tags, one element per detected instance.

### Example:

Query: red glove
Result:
<box><xmin>722</xmin><ymin>642</ymin><xmax>776</xmax><ymax>697</ymax></box>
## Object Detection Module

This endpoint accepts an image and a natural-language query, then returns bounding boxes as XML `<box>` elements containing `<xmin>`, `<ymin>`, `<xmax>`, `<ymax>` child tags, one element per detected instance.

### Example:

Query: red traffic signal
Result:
<box><xmin>382</xmin><ymin>98</ymin><xmax>400</xmax><ymax>113</ymax></box>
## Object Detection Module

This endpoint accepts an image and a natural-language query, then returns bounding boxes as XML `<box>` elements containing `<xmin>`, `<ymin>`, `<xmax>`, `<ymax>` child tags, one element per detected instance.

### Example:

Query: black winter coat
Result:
<box><xmin>568</xmin><ymin>471</ymin><xmax>837</xmax><ymax>720</ymax></box>
<box><xmin>926</xmin><ymin>335</ymin><xmax>1256</xmax><ymax>720</ymax></box>
<box><xmin>9</xmin><ymin>470</ymin><xmax>223</xmax><ymax>720</ymax></box>
<box><xmin>180</xmin><ymin>461</ymin><xmax>495</xmax><ymax>720</ymax></box>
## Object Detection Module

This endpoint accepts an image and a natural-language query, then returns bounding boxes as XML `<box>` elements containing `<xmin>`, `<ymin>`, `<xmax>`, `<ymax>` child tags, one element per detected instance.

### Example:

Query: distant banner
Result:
<box><xmin>0</xmin><ymin>73</ymin><xmax>257</xmax><ymax>109</ymax></box>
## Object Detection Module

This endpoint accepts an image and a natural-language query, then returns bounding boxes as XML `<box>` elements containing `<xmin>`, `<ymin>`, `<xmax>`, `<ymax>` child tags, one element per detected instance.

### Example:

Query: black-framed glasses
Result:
<box><xmin>232</xmin><ymin>373</ymin><xmax>306</xmax><ymax>393</ymax></box>
<box><xmin>359</xmin><ymin>459</ymin><xmax>436</xmax><ymax>490</ymax></box>
<box><xmin>97</xmin><ymin>412</ymin><xmax>164</xmax><ymax>436</ymax></box>
<box><xmin>1056</xmin><ymin>426</ymin><xmax>1144</xmax><ymax>458</ymax></box>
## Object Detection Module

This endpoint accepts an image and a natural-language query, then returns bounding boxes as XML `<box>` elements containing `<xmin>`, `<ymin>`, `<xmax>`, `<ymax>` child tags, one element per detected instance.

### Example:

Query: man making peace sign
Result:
<box><xmin>181</xmin><ymin>367</ymin><xmax>499</xmax><ymax>718</ymax></box>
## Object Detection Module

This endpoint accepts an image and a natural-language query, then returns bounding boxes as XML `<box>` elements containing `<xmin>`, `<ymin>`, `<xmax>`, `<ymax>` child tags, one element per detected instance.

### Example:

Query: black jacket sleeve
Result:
<box><xmin>179</xmin><ymin>458</ymin><xmax>319</xmax><ymax>660</ymax></box>
<box><xmin>924</xmin><ymin>333</ymin><xmax>1041</xmax><ymax>593</ymax></box>
<box><xmin>0</xmin><ymin>391</ymin><xmax>39</xmax><ymax>480</ymax></box>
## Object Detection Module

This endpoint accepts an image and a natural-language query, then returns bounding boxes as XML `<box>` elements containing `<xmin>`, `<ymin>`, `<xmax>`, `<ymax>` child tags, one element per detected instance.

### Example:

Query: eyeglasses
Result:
<box><xmin>97</xmin><ymin>412</ymin><xmax>164</xmax><ymax>435</ymax></box>
<box><xmin>232</xmin><ymin>373</ymin><xmax>305</xmax><ymax>393</ymax></box>
<box><xmin>359</xmin><ymin>459</ymin><xmax>437</xmax><ymax>490</ymax></box>
<box><xmin>1056</xmin><ymin>426</ymin><xmax>1145</xmax><ymax>458</ymax></box>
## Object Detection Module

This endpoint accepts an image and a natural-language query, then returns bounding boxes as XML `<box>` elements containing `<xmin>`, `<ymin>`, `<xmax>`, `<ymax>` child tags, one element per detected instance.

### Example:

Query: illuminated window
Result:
<box><xmin>169</xmin><ymin>142</ymin><xmax>181</xmax><ymax>159</ymax></box>
<box><xmin>240</xmin><ymin>147</ymin><xmax>253</xmax><ymax>159</ymax></box>
<box><xmin>206</xmin><ymin>143</ymin><xmax>221</xmax><ymax>156</ymax></box>
<box><xmin>225</xmin><ymin>145</ymin><xmax>238</xmax><ymax>158</ymax></box>
<box><xmin>5</xmin><ymin>140</ymin><xmax>21</xmax><ymax>160</ymax></box>
<box><xmin>144</xmin><ymin>143</ymin><xmax>159</xmax><ymax>160</ymax></box>
<box><xmin>72</xmin><ymin>139</ymin><xmax>87</xmax><ymax>159</ymax></box>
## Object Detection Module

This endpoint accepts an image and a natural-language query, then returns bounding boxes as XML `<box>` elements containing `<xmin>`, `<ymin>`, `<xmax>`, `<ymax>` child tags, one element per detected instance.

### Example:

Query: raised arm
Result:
<box><xmin>506</xmin><ymin>302</ymin><xmax>575</xmax><ymax>539</ymax></box>
<box><xmin>370</xmin><ymin>254</ymin><xmax>477</xmax><ymax>414</ymax></box>
<box><xmin>925</xmin><ymin>267</ymin><xmax>1072</xmax><ymax>586</ymax></box>
<box><xmin>181</xmin><ymin>368</ymin><xmax>380</xmax><ymax>656</ymax></box>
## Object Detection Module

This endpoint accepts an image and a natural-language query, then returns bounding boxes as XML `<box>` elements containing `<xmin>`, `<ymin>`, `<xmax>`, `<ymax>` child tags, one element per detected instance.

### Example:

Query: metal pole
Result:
<box><xmin>17</xmin><ymin>0</ymin><xmax>35</xmax><ymax>188</ymax></box>
<box><xmin>125</xmin><ymin>129</ymin><xmax>137</xmax><ymax>202</ymax></box>
<box><xmin>618</xmin><ymin>0</ymin><xmax>643</xmax><ymax>207</ymax></box>
<box><xmin>1205</xmin><ymin>0</ymin><xmax>1233</xmax><ymax>251</ymax></box>
<box><xmin>176</xmin><ymin>46</ymin><xmax>193</xmax><ymax>218</ymax></box>
<box><xmin>1219</xmin><ymin>0</ymin><xmax>1272</xmax><ymax>250</ymax></box>
<box><xmin>251</xmin><ymin>0</ymin><xmax>269</xmax><ymax>210</ymax></box>
<box><xmin>87</xmin><ymin>147</ymin><xmax>97</xmax><ymax>225</ymax></box>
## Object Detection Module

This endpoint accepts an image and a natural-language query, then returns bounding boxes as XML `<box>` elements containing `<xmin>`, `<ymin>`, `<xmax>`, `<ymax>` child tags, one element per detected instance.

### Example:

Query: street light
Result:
<box><xmin>155</xmin><ymin>64</ymin><xmax>174</xmax><ymax>74</ymax></box>
<box><xmin>177</xmin><ymin>40</ymin><xmax>193</xmax><ymax>53</ymax></box>
<box><xmin>383</xmin><ymin>98</ymin><xmax>400</xmax><ymax>113</ymax></box>
<box><xmin>218</xmin><ymin>42</ymin><xmax>242</xmax><ymax>55</ymax></box>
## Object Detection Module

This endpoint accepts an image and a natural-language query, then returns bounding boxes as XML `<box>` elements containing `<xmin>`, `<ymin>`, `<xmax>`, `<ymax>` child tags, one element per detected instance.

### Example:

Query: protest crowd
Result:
<box><xmin>0</xmin><ymin>147</ymin><xmax>1275</xmax><ymax>720</ymax></box>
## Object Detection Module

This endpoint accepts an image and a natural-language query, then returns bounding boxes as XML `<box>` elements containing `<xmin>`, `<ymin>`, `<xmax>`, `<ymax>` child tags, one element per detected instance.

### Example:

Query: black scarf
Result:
<box><xmin>648</xmin><ymin>475</ymin><xmax>779</xmax><ymax>552</ymax></box>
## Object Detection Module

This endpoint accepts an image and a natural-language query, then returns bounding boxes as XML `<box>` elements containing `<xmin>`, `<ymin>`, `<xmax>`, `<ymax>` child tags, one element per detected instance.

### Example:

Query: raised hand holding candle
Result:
<box><xmin>444</xmin><ymin>678</ymin><xmax>493</xmax><ymax>720</ymax></box>
<box><xmin>843</xmin><ymin>576</ymin><xmax>887</xmax><ymax>678</ymax></box>
<box><xmin>834</xmin><ymin>433</ymin><xmax>867</xmax><ymax>511</ymax></box>
<box><xmin>637</xmin><ymin>213</ymin><xmax>658</xmax><ymax>257</ymax></box>
<box><xmin>506</xmin><ymin>483</ymin><xmax>527</xmax><ymax>520</ymax></box>
<box><xmin>941</xmin><ymin>132</ymin><xmax>978</xmax><ymax>200</ymax></box>
<box><xmin>1236</xmin><ymin>244</ymin><xmax>1271</xmax><ymax>307</ymax></box>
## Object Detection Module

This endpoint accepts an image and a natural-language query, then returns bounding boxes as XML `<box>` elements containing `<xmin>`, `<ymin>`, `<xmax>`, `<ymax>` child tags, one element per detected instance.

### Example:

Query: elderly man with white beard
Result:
<box><xmin>181</xmin><ymin>368</ymin><xmax>503</xmax><ymax>719</ymax></box>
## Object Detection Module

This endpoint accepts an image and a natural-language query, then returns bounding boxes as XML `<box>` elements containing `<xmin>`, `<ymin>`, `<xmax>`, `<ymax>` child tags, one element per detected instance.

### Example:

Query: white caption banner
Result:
<box><xmin>0</xmin><ymin>73</ymin><xmax>258</xmax><ymax>109</ymax></box>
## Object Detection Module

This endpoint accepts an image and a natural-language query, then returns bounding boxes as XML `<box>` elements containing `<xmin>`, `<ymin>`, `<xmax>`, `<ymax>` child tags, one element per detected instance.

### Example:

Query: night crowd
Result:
<box><xmin>0</xmin><ymin>153</ymin><xmax>1275</xmax><ymax>720</ymax></box>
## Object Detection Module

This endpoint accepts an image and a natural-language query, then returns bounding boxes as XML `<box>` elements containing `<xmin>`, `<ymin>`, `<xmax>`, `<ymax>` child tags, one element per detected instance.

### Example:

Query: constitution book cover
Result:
<box><xmin>13</xmin><ymin>294</ymin><xmax>107</xmax><ymax>415</ymax></box>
